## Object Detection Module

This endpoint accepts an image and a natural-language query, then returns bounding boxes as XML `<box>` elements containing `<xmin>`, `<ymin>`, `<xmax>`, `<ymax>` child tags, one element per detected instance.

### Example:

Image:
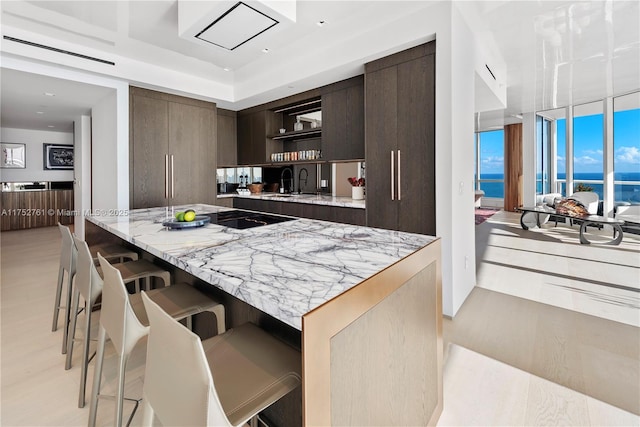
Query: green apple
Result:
<box><xmin>184</xmin><ymin>209</ymin><xmax>196</xmax><ymax>222</ymax></box>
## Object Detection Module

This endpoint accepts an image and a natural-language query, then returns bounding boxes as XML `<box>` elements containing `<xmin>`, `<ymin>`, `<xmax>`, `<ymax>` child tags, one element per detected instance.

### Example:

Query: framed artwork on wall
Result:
<box><xmin>43</xmin><ymin>144</ymin><xmax>74</xmax><ymax>170</ymax></box>
<box><xmin>1</xmin><ymin>143</ymin><xmax>26</xmax><ymax>168</ymax></box>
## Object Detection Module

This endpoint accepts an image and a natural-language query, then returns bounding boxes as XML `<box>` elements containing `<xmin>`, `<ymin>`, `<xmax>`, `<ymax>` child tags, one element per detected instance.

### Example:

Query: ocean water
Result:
<box><xmin>478</xmin><ymin>172</ymin><xmax>640</xmax><ymax>202</ymax></box>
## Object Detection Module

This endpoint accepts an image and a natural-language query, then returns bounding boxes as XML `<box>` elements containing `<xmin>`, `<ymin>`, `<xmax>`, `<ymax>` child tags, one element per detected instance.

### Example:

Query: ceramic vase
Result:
<box><xmin>352</xmin><ymin>186</ymin><xmax>365</xmax><ymax>200</ymax></box>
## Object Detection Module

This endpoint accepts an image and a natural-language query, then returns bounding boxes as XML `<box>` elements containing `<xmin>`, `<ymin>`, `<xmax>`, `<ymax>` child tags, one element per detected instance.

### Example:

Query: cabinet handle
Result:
<box><xmin>397</xmin><ymin>149</ymin><xmax>401</xmax><ymax>201</ymax></box>
<box><xmin>390</xmin><ymin>151</ymin><xmax>395</xmax><ymax>201</ymax></box>
<box><xmin>170</xmin><ymin>155</ymin><xmax>175</xmax><ymax>199</ymax></box>
<box><xmin>164</xmin><ymin>154</ymin><xmax>169</xmax><ymax>199</ymax></box>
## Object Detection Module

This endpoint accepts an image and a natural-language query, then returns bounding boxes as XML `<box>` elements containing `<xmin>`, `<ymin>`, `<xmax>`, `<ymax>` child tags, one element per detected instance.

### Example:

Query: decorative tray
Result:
<box><xmin>162</xmin><ymin>215</ymin><xmax>210</xmax><ymax>230</ymax></box>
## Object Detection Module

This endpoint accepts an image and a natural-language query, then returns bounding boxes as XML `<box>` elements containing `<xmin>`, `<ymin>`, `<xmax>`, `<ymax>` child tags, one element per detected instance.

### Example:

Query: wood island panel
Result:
<box><xmin>302</xmin><ymin>239</ymin><xmax>442</xmax><ymax>426</ymax></box>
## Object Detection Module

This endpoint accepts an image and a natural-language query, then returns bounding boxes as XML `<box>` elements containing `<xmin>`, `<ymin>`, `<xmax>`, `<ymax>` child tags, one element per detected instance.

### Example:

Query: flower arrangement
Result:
<box><xmin>348</xmin><ymin>177</ymin><xmax>365</xmax><ymax>187</ymax></box>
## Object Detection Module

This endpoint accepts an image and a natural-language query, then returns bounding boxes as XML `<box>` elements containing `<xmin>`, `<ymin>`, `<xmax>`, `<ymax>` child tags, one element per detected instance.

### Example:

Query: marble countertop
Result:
<box><xmin>217</xmin><ymin>192</ymin><xmax>366</xmax><ymax>209</ymax></box>
<box><xmin>88</xmin><ymin>204</ymin><xmax>435</xmax><ymax>330</ymax></box>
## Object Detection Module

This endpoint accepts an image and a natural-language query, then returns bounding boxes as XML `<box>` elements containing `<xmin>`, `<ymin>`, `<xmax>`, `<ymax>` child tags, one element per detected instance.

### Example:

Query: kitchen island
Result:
<box><xmin>86</xmin><ymin>204</ymin><xmax>442</xmax><ymax>426</ymax></box>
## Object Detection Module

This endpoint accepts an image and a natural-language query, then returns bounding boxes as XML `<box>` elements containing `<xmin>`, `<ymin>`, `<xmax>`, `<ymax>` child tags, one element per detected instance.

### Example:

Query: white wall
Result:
<box><xmin>0</xmin><ymin>127</ymin><xmax>74</xmax><ymax>182</ymax></box>
<box><xmin>73</xmin><ymin>115</ymin><xmax>91</xmax><ymax>238</ymax></box>
<box><xmin>92</xmin><ymin>91</ymin><xmax>127</xmax><ymax>211</ymax></box>
<box><xmin>443</xmin><ymin>5</ymin><xmax>478</xmax><ymax>316</ymax></box>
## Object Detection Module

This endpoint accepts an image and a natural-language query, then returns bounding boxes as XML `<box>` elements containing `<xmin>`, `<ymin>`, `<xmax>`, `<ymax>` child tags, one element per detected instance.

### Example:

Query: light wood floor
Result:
<box><xmin>1</xmin><ymin>226</ymin><xmax>147</xmax><ymax>426</ymax></box>
<box><xmin>1</xmin><ymin>224</ymin><xmax>638</xmax><ymax>426</ymax></box>
<box><xmin>439</xmin><ymin>211</ymin><xmax>639</xmax><ymax>425</ymax></box>
<box><xmin>475</xmin><ymin>210</ymin><xmax>640</xmax><ymax>326</ymax></box>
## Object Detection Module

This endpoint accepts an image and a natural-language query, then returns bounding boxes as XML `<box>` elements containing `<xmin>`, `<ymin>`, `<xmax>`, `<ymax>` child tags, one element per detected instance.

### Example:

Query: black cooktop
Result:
<box><xmin>205</xmin><ymin>210</ymin><xmax>295</xmax><ymax>230</ymax></box>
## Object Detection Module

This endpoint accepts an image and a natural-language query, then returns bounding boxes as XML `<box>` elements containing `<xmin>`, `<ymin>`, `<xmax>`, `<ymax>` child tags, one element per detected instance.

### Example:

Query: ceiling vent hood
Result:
<box><xmin>178</xmin><ymin>0</ymin><xmax>296</xmax><ymax>51</ymax></box>
<box><xmin>196</xmin><ymin>3</ymin><xmax>277</xmax><ymax>50</ymax></box>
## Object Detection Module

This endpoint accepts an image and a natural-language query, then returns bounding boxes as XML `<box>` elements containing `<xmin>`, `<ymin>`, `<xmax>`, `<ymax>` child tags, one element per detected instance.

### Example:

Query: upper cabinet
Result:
<box><xmin>321</xmin><ymin>76</ymin><xmax>364</xmax><ymax>161</ymax></box>
<box><xmin>130</xmin><ymin>87</ymin><xmax>217</xmax><ymax>209</ymax></box>
<box><xmin>235</xmin><ymin>76</ymin><xmax>365</xmax><ymax>165</ymax></box>
<box><xmin>237</xmin><ymin>109</ymin><xmax>279</xmax><ymax>165</ymax></box>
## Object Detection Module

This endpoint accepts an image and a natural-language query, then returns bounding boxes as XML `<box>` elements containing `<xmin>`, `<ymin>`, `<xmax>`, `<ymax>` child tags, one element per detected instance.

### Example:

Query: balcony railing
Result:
<box><xmin>554</xmin><ymin>179</ymin><xmax>640</xmax><ymax>203</ymax></box>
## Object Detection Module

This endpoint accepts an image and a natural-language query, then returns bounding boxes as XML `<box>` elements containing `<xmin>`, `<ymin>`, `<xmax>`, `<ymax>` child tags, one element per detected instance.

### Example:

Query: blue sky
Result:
<box><xmin>557</xmin><ymin>110</ymin><xmax>640</xmax><ymax>174</ymax></box>
<box><xmin>479</xmin><ymin>109</ymin><xmax>640</xmax><ymax>176</ymax></box>
<box><xmin>478</xmin><ymin>129</ymin><xmax>504</xmax><ymax>175</ymax></box>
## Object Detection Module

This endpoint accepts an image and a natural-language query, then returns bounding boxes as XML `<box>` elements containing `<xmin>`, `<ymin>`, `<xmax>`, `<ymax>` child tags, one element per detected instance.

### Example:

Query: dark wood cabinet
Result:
<box><xmin>321</xmin><ymin>76</ymin><xmax>364</xmax><ymax>161</ymax></box>
<box><xmin>168</xmin><ymin>102</ymin><xmax>216</xmax><ymax>206</ymax></box>
<box><xmin>217</xmin><ymin>109</ymin><xmax>237</xmax><ymax>167</ymax></box>
<box><xmin>130</xmin><ymin>92</ymin><xmax>168</xmax><ymax>209</ymax></box>
<box><xmin>235</xmin><ymin>77</ymin><xmax>365</xmax><ymax>166</ymax></box>
<box><xmin>365</xmin><ymin>42</ymin><xmax>436</xmax><ymax>235</ymax></box>
<box><xmin>233</xmin><ymin>198</ymin><xmax>365</xmax><ymax>226</ymax></box>
<box><xmin>233</xmin><ymin>198</ymin><xmax>282</xmax><ymax>215</ymax></box>
<box><xmin>237</xmin><ymin>110</ymin><xmax>279</xmax><ymax>165</ymax></box>
<box><xmin>130</xmin><ymin>87</ymin><xmax>217</xmax><ymax>209</ymax></box>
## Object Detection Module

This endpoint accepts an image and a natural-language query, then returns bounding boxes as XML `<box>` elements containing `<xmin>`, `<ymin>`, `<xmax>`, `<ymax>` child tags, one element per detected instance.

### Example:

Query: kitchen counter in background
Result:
<box><xmin>2</xmin><ymin>181</ymin><xmax>74</xmax><ymax>192</ymax></box>
<box><xmin>1</xmin><ymin>187</ymin><xmax>74</xmax><ymax>230</ymax></box>
<box><xmin>217</xmin><ymin>192</ymin><xmax>365</xmax><ymax>209</ymax></box>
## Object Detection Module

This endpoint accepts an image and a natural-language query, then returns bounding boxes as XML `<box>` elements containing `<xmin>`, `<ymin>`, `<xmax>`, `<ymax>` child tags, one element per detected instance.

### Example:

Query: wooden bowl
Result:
<box><xmin>247</xmin><ymin>183</ymin><xmax>264</xmax><ymax>194</ymax></box>
<box><xmin>264</xmin><ymin>183</ymin><xmax>280</xmax><ymax>193</ymax></box>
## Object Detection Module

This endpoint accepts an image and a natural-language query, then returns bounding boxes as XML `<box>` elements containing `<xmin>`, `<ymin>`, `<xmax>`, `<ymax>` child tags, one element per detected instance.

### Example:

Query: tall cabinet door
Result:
<box><xmin>397</xmin><ymin>53</ymin><xmax>436</xmax><ymax>235</ymax></box>
<box><xmin>131</xmin><ymin>93</ymin><xmax>169</xmax><ymax>209</ymax></box>
<box><xmin>365</xmin><ymin>41</ymin><xmax>436</xmax><ymax>235</ymax></box>
<box><xmin>168</xmin><ymin>101</ymin><xmax>216</xmax><ymax>206</ymax></box>
<box><xmin>365</xmin><ymin>65</ymin><xmax>399</xmax><ymax>230</ymax></box>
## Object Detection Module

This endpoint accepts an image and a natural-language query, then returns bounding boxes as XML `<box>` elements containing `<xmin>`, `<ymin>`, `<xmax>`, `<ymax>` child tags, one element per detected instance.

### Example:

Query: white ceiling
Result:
<box><xmin>1</xmin><ymin>0</ymin><xmax>639</xmax><ymax>133</ymax></box>
<box><xmin>1</xmin><ymin>68</ymin><xmax>114</xmax><ymax>132</ymax></box>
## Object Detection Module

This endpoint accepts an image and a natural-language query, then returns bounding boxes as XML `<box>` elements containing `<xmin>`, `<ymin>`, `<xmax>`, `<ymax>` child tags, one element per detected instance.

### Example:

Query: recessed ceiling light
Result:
<box><xmin>223</xmin><ymin>67</ymin><xmax>231</xmax><ymax>72</ymax></box>
<box><xmin>47</xmin><ymin>125</ymin><xmax>55</xmax><ymax>128</ymax></box>
<box><xmin>317</xmin><ymin>20</ymin><xmax>326</xmax><ymax>27</ymax></box>
<box><xmin>36</xmin><ymin>111</ymin><xmax>44</xmax><ymax>114</ymax></box>
<box><xmin>44</xmin><ymin>92</ymin><xmax>55</xmax><ymax>97</ymax></box>
<box><xmin>262</xmin><ymin>48</ymin><xmax>269</xmax><ymax>53</ymax></box>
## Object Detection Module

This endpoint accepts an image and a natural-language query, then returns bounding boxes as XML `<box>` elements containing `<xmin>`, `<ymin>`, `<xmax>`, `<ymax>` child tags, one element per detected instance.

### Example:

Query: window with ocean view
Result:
<box><xmin>475</xmin><ymin>129</ymin><xmax>504</xmax><ymax>198</ymax></box>
<box><xmin>614</xmin><ymin>92</ymin><xmax>640</xmax><ymax>204</ymax></box>
<box><xmin>535</xmin><ymin>93</ymin><xmax>639</xmax><ymax>205</ymax></box>
<box><xmin>573</xmin><ymin>101</ymin><xmax>604</xmax><ymax>198</ymax></box>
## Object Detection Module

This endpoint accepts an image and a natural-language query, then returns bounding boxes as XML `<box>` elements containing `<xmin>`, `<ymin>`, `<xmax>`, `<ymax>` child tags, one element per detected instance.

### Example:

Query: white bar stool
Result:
<box><xmin>140</xmin><ymin>292</ymin><xmax>301</xmax><ymax>427</ymax></box>
<box><xmin>65</xmin><ymin>236</ymin><xmax>183</xmax><ymax>405</ymax></box>
<box><xmin>55</xmin><ymin>224</ymin><xmax>169</xmax><ymax>356</ymax></box>
<box><xmin>53</xmin><ymin>224</ymin><xmax>139</xmax><ymax>335</ymax></box>
<box><xmin>88</xmin><ymin>253</ymin><xmax>226</xmax><ymax>427</ymax></box>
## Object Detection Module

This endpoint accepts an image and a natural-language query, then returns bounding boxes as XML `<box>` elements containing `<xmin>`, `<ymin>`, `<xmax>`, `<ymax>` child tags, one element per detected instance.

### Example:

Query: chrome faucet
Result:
<box><xmin>280</xmin><ymin>167</ymin><xmax>293</xmax><ymax>193</ymax></box>
<box><xmin>297</xmin><ymin>168</ymin><xmax>308</xmax><ymax>194</ymax></box>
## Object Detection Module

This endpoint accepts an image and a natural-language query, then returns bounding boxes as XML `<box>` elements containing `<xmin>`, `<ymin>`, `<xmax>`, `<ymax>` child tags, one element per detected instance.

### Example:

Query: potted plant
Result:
<box><xmin>348</xmin><ymin>177</ymin><xmax>365</xmax><ymax>200</ymax></box>
<box><xmin>574</xmin><ymin>183</ymin><xmax>594</xmax><ymax>192</ymax></box>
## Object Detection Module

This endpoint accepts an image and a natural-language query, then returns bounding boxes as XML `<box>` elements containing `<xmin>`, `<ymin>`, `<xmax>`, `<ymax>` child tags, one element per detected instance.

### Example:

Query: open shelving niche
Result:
<box><xmin>267</xmin><ymin>98</ymin><xmax>323</xmax><ymax>164</ymax></box>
